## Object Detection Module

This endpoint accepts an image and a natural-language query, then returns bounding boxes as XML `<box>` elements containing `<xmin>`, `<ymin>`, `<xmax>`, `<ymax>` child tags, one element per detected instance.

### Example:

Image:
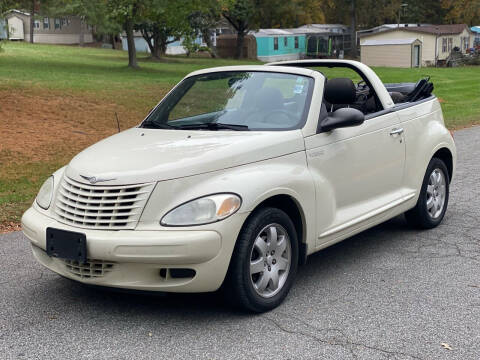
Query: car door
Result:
<box><xmin>305</xmin><ymin>109</ymin><xmax>406</xmax><ymax>247</ymax></box>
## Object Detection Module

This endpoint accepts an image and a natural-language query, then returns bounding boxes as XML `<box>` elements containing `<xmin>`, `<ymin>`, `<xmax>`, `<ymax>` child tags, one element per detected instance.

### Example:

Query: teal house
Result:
<box><xmin>251</xmin><ymin>29</ymin><xmax>306</xmax><ymax>62</ymax></box>
<box><xmin>472</xmin><ymin>26</ymin><xmax>480</xmax><ymax>46</ymax></box>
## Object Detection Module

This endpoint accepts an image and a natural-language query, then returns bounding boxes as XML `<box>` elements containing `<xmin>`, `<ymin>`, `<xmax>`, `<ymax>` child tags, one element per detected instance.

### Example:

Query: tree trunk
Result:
<box><xmin>202</xmin><ymin>29</ymin><xmax>216</xmax><ymax>58</ymax></box>
<box><xmin>79</xmin><ymin>18</ymin><xmax>85</xmax><ymax>46</ymax></box>
<box><xmin>235</xmin><ymin>31</ymin><xmax>245</xmax><ymax>59</ymax></box>
<box><xmin>350</xmin><ymin>0</ymin><xmax>357</xmax><ymax>57</ymax></box>
<box><xmin>29</xmin><ymin>0</ymin><xmax>34</xmax><ymax>43</ymax></box>
<box><xmin>140</xmin><ymin>29</ymin><xmax>155</xmax><ymax>55</ymax></box>
<box><xmin>152</xmin><ymin>43</ymin><xmax>162</xmax><ymax>59</ymax></box>
<box><xmin>125</xmin><ymin>18</ymin><xmax>138</xmax><ymax>68</ymax></box>
<box><xmin>152</xmin><ymin>31</ymin><xmax>163</xmax><ymax>59</ymax></box>
<box><xmin>155</xmin><ymin>31</ymin><xmax>169</xmax><ymax>59</ymax></box>
<box><xmin>110</xmin><ymin>34</ymin><xmax>116</xmax><ymax>49</ymax></box>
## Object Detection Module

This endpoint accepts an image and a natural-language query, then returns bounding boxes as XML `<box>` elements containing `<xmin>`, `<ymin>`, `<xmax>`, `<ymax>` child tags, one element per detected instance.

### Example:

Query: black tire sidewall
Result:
<box><xmin>415</xmin><ymin>158</ymin><xmax>450</xmax><ymax>228</ymax></box>
<box><xmin>230</xmin><ymin>207</ymin><xmax>299</xmax><ymax>312</ymax></box>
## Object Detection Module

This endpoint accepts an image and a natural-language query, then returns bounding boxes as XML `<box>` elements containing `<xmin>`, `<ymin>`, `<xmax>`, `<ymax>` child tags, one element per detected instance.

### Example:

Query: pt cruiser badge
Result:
<box><xmin>79</xmin><ymin>175</ymin><xmax>116</xmax><ymax>184</ymax></box>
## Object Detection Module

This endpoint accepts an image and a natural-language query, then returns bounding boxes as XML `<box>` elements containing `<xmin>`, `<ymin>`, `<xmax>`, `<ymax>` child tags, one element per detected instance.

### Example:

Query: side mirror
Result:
<box><xmin>320</xmin><ymin>108</ymin><xmax>365</xmax><ymax>132</ymax></box>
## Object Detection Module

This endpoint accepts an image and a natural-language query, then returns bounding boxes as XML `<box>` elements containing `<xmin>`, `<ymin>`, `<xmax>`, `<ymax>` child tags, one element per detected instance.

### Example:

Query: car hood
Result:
<box><xmin>66</xmin><ymin>128</ymin><xmax>305</xmax><ymax>185</ymax></box>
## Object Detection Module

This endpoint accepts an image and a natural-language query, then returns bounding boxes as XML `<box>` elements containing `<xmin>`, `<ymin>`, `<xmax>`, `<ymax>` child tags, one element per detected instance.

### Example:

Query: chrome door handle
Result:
<box><xmin>390</xmin><ymin>128</ymin><xmax>404</xmax><ymax>136</ymax></box>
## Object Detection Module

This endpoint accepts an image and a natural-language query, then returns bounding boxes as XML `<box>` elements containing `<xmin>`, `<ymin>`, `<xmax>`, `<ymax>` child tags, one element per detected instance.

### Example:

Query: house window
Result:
<box><xmin>294</xmin><ymin>36</ymin><xmax>299</xmax><ymax>49</ymax></box>
<box><xmin>448</xmin><ymin>37</ymin><xmax>453</xmax><ymax>52</ymax></box>
<box><xmin>274</xmin><ymin>37</ymin><xmax>278</xmax><ymax>50</ymax></box>
<box><xmin>284</xmin><ymin>37</ymin><xmax>288</xmax><ymax>47</ymax></box>
<box><xmin>61</xmin><ymin>18</ymin><xmax>68</xmax><ymax>27</ymax></box>
<box><xmin>34</xmin><ymin>20</ymin><xmax>40</xmax><ymax>29</ymax></box>
<box><xmin>462</xmin><ymin>36</ymin><xmax>470</xmax><ymax>50</ymax></box>
<box><xmin>442</xmin><ymin>38</ymin><xmax>447</xmax><ymax>53</ymax></box>
<box><xmin>43</xmin><ymin>17</ymin><xmax>49</xmax><ymax>29</ymax></box>
<box><xmin>54</xmin><ymin>18</ymin><xmax>61</xmax><ymax>29</ymax></box>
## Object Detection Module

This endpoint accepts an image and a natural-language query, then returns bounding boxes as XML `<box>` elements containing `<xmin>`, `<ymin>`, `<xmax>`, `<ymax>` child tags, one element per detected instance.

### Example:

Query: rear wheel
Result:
<box><xmin>226</xmin><ymin>207</ymin><xmax>298</xmax><ymax>312</ymax></box>
<box><xmin>405</xmin><ymin>157</ymin><xmax>449</xmax><ymax>229</ymax></box>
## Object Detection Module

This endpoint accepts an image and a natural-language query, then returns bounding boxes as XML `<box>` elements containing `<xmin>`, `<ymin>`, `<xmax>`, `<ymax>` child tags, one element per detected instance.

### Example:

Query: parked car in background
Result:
<box><xmin>22</xmin><ymin>60</ymin><xmax>456</xmax><ymax>312</ymax></box>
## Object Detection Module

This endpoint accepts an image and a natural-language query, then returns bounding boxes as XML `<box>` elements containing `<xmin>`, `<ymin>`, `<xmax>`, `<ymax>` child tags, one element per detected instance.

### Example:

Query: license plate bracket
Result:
<box><xmin>46</xmin><ymin>227</ymin><xmax>87</xmax><ymax>263</ymax></box>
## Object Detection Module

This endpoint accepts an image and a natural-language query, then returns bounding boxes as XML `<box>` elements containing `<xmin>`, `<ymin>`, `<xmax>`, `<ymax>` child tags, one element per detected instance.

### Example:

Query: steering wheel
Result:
<box><xmin>262</xmin><ymin>110</ymin><xmax>294</xmax><ymax>124</ymax></box>
<box><xmin>357</xmin><ymin>80</ymin><xmax>367</xmax><ymax>90</ymax></box>
<box><xmin>244</xmin><ymin>109</ymin><xmax>294</xmax><ymax>126</ymax></box>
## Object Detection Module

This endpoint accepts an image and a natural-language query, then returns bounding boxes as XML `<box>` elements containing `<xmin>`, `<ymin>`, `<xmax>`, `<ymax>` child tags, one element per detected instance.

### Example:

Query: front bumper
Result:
<box><xmin>22</xmin><ymin>207</ymin><xmax>248</xmax><ymax>292</ymax></box>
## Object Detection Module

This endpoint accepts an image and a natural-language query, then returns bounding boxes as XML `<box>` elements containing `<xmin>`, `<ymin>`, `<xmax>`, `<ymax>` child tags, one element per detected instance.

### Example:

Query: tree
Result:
<box><xmin>221</xmin><ymin>0</ymin><xmax>256</xmax><ymax>59</ymax></box>
<box><xmin>255</xmin><ymin>0</ymin><xmax>325</xmax><ymax>28</ymax></box>
<box><xmin>188</xmin><ymin>0</ymin><xmax>221</xmax><ymax>58</ymax></box>
<box><xmin>136</xmin><ymin>0</ymin><xmax>194</xmax><ymax>60</ymax></box>
<box><xmin>442</xmin><ymin>0</ymin><xmax>480</xmax><ymax>26</ymax></box>
<box><xmin>107</xmin><ymin>0</ymin><xmax>146</xmax><ymax>68</ymax></box>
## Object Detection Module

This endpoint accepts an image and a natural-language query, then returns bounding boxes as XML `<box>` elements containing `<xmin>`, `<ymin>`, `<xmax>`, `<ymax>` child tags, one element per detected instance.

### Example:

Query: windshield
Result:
<box><xmin>141</xmin><ymin>71</ymin><xmax>314</xmax><ymax>131</ymax></box>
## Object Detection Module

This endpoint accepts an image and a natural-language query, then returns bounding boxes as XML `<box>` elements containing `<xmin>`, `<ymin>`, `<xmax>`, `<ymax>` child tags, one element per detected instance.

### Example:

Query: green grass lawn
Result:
<box><xmin>0</xmin><ymin>41</ymin><xmax>479</xmax><ymax>229</ymax></box>
<box><xmin>1</xmin><ymin>42</ymin><xmax>479</xmax><ymax>125</ymax></box>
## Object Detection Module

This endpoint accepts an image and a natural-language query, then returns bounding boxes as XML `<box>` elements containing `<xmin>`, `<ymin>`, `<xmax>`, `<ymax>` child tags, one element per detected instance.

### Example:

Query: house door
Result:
<box><xmin>413</xmin><ymin>45</ymin><xmax>420</xmax><ymax>67</ymax></box>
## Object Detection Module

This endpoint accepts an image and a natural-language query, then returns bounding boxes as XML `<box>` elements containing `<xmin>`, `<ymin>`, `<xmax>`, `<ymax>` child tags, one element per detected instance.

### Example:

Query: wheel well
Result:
<box><xmin>254</xmin><ymin>194</ymin><xmax>307</xmax><ymax>265</ymax></box>
<box><xmin>433</xmin><ymin>148</ymin><xmax>453</xmax><ymax>182</ymax></box>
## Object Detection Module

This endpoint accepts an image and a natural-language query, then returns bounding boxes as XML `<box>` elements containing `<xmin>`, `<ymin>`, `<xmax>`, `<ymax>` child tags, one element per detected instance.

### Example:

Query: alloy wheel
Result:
<box><xmin>249</xmin><ymin>223</ymin><xmax>291</xmax><ymax>298</ymax></box>
<box><xmin>426</xmin><ymin>168</ymin><xmax>447</xmax><ymax>219</ymax></box>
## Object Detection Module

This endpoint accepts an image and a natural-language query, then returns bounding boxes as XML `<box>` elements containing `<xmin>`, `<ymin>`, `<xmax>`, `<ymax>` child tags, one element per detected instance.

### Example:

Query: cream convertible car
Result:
<box><xmin>22</xmin><ymin>60</ymin><xmax>456</xmax><ymax>312</ymax></box>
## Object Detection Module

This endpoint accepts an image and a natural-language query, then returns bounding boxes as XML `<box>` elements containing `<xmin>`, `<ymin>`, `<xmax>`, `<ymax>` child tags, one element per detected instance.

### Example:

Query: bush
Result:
<box><xmin>182</xmin><ymin>34</ymin><xmax>200</xmax><ymax>57</ymax></box>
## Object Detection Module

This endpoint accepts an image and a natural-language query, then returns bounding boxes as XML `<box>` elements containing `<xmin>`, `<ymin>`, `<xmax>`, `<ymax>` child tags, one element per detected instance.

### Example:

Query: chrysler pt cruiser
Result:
<box><xmin>22</xmin><ymin>60</ymin><xmax>456</xmax><ymax>312</ymax></box>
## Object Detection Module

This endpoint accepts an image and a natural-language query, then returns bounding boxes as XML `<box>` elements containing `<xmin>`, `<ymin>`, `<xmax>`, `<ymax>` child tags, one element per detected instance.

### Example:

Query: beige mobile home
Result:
<box><xmin>359</xmin><ymin>24</ymin><xmax>473</xmax><ymax>67</ymax></box>
<box><xmin>5</xmin><ymin>10</ymin><xmax>93</xmax><ymax>44</ymax></box>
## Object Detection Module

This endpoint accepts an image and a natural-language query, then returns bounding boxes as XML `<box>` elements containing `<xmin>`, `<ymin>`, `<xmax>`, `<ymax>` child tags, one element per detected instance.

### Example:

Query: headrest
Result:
<box><xmin>324</xmin><ymin>78</ymin><xmax>356</xmax><ymax>105</ymax></box>
<box><xmin>255</xmin><ymin>87</ymin><xmax>284</xmax><ymax>111</ymax></box>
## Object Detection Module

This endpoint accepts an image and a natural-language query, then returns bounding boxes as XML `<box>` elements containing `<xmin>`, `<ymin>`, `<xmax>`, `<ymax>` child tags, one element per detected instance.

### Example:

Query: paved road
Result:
<box><xmin>1</xmin><ymin>127</ymin><xmax>479</xmax><ymax>360</ymax></box>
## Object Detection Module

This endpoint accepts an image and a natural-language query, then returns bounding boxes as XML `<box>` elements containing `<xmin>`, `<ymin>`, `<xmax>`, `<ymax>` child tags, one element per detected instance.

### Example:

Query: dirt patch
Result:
<box><xmin>0</xmin><ymin>222</ymin><xmax>21</xmax><ymax>234</ymax></box>
<box><xmin>0</xmin><ymin>88</ymin><xmax>152</xmax><ymax>232</ymax></box>
<box><xmin>0</xmin><ymin>89</ymin><xmax>145</xmax><ymax>165</ymax></box>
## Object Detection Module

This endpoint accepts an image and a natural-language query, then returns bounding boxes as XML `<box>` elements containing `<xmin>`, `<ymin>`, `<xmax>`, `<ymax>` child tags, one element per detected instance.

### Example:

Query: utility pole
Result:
<box><xmin>350</xmin><ymin>0</ymin><xmax>357</xmax><ymax>57</ymax></box>
<box><xmin>398</xmin><ymin>3</ymin><xmax>408</xmax><ymax>28</ymax></box>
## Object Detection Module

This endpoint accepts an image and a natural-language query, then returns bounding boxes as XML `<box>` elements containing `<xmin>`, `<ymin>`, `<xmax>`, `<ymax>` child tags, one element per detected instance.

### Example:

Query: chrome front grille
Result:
<box><xmin>62</xmin><ymin>259</ymin><xmax>115</xmax><ymax>278</ymax></box>
<box><xmin>55</xmin><ymin>176</ymin><xmax>154</xmax><ymax>230</ymax></box>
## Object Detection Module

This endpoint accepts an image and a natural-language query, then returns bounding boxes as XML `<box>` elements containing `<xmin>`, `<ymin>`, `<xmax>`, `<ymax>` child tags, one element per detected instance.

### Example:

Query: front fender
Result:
<box><xmin>138</xmin><ymin>152</ymin><xmax>317</xmax><ymax>247</ymax></box>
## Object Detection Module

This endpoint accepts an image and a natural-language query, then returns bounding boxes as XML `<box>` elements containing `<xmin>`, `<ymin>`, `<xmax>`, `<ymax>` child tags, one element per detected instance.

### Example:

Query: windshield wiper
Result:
<box><xmin>141</xmin><ymin>121</ymin><xmax>176</xmax><ymax>130</ymax></box>
<box><xmin>176</xmin><ymin>122</ymin><xmax>249</xmax><ymax>131</ymax></box>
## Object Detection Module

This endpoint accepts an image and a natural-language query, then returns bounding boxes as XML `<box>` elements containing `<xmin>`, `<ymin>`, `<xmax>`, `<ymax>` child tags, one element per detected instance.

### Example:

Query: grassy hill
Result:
<box><xmin>0</xmin><ymin>42</ymin><xmax>478</xmax><ymax>229</ymax></box>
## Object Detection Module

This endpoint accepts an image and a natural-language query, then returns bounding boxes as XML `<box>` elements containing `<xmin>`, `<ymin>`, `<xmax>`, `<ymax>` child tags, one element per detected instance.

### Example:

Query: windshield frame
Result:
<box><xmin>140</xmin><ymin>70</ymin><xmax>315</xmax><ymax>132</ymax></box>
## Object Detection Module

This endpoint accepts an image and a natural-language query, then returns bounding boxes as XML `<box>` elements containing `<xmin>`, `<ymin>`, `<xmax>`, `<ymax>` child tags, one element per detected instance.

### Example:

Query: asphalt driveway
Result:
<box><xmin>1</xmin><ymin>126</ymin><xmax>479</xmax><ymax>360</ymax></box>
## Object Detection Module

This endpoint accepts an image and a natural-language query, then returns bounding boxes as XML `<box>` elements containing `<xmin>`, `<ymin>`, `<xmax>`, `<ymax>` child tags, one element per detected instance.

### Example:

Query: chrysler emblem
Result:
<box><xmin>80</xmin><ymin>175</ymin><xmax>116</xmax><ymax>184</ymax></box>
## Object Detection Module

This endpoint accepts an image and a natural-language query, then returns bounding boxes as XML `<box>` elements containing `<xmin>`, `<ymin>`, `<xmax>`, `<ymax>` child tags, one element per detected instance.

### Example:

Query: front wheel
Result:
<box><xmin>405</xmin><ymin>157</ymin><xmax>450</xmax><ymax>229</ymax></box>
<box><xmin>225</xmin><ymin>207</ymin><xmax>298</xmax><ymax>312</ymax></box>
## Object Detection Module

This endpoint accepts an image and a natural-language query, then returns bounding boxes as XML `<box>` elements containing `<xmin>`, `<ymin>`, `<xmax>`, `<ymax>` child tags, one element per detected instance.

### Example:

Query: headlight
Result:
<box><xmin>36</xmin><ymin>176</ymin><xmax>54</xmax><ymax>210</ymax></box>
<box><xmin>161</xmin><ymin>193</ymin><xmax>241</xmax><ymax>226</ymax></box>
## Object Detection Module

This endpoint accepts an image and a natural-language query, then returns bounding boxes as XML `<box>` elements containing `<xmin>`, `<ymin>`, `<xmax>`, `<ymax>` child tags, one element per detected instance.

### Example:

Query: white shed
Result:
<box><xmin>7</xmin><ymin>15</ymin><xmax>24</xmax><ymax>40</ymax></box>
<box><xmin>360</xmin><ymin>38</ymin><xmax>422</xmax><ymax>68</ymax></box>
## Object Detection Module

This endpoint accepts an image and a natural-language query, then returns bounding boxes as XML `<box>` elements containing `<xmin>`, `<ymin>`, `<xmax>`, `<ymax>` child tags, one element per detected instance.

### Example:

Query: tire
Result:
<box><xmin>405</xmin><ymin>157</ymin><xmax>450</xmax><ymax>229</ymax></box>
<box><xmin>225</xmin><ymin>207</ymin><xmax>299</xmax><ymax>313</ymax></box>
